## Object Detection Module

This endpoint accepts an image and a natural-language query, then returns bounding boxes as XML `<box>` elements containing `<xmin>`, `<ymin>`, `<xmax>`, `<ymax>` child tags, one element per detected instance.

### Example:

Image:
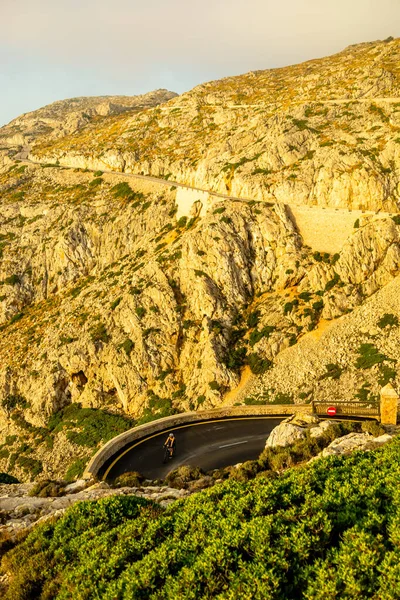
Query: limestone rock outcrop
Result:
<box><xmin>0</xmin><ymin>90</ymin><xmax>177</xmax><ymax>154</ymax></box>
<box><xmin>0</xmin><ymin>481</ymin><xmax>190</xmax><ymax>539</ymax></box>
<box><xmin>266</xmin><ymin>414</ymin><xmax>326</xmax><ymax>448</ymax></box>
<box><xmin>315</xmin><ymin>431</ymin><xmax>394</xmax><ymax>458</ymax></box>
<box><xmin>29</xmin><ymin>38</ymin><xmax>400</xmax><ymax>212</ymax></box>
<box><xmin>0</xmin><ymin>39</ymin><xmax>400</xmax><ymax>481</ymax></box>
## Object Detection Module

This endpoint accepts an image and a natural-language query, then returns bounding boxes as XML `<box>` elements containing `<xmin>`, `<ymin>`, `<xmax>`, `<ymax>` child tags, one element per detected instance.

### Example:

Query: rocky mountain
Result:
<box><xmin>0</xmin><ymin>90</ymin><xmax>177</xmax><ymax>159</ymax></box>
<box><xmin>30</xmin><ymin>37</ymin><xmax>400</xmax><ymax>211</ymax></box>
<box><xmin>0</xmin><ymin>39</ymin><xmax>400</xmax><ymax>481</ymax></box>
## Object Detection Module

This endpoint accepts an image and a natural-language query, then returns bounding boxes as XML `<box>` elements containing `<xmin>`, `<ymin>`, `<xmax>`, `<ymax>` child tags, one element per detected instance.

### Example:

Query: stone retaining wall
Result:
<box><xmin>287</xmin><ymin>205</ymin><xmax>394</xmax><ymax>254</ymax></box>
<box><xmin>84</xmin><ymin>404</ymin><xmax>312</xmax><ymax>479</ymax></box>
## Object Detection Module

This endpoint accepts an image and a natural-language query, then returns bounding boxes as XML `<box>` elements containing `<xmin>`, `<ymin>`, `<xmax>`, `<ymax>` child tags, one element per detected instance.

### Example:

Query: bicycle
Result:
<box><xmin>163</xmin><ymin>445</ymin><xmax>175</xmax><ymax>464</ymax></box>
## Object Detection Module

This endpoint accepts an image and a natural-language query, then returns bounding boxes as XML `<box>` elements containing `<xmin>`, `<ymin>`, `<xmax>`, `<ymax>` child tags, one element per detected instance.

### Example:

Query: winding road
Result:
<box><xmin>103</xmin><ymin>417</ymin><xmax>283</xmax><ymax>481</ymax></box>
<box><xmin>16</xmin><ymin>149</ymin><xmax>396</xmax><ymax>221</ymax></box>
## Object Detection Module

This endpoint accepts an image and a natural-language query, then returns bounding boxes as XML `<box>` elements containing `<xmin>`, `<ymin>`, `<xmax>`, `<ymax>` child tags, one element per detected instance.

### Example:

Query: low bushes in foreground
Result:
<box><xmin>2</xmin><ymin>437</ymin><xmax>400</xmax><ymax>599</ymax></box>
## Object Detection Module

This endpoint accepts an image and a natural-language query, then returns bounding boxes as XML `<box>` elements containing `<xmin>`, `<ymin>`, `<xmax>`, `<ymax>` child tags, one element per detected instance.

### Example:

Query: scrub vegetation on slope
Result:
<box><xmin>2</xmin><ymin>437</ymin><xmax>400</xmax><ymax>599</ymax></box>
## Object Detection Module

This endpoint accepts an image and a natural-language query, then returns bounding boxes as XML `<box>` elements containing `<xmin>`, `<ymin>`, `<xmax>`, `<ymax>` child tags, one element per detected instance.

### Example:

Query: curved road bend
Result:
<box><xmin>104</xmin><ymin>417</ymin><xmax>283</xmax><ymax>481</ymax></box>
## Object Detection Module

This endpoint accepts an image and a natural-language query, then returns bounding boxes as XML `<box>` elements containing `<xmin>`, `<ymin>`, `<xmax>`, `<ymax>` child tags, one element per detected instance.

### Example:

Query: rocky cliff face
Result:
<box><xmin>0</xmin><ymin>39</ymin><xmax>400</xmax><ymax>481</ymax></box>
<box><xmin>31</xmin><ymin>38</ymin><xmax>400</xmax><ymax>211</ymax></box>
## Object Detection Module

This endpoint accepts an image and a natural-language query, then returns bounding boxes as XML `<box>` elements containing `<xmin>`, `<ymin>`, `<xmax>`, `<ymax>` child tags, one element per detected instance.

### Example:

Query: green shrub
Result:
<box><xmin>89</xmin><ymin>177</ymin><xmax>102</xmax><ymax>187</ymax></box>
<box><xmin>120</xmin><ymin>339</ymin><xmax>134</xmax><ymax>356</ymax></box>
<box><xmin>0</xmin><ymin>472</ymin><xmax>19</xmax><ymax>484</ymax></box>
<box><xmin>172</xmin><ymin>384</ymin><xmax>186</xmax><ymax>399</ymax></box>
<box><xmin>210</xmin><ymin>320</ymin><xmax>223</xmax><ymax>334</ymax></box>
<box><xmin>90</xmin><ymin>322</ymin><xmax>110</xmax><ymax>343</ymax></box>
<box><xmin>65</xmin><ymin>458</ymin><xmax>87</xmax><ymax>482</ymax></box>
<box><xmin>378</xmin><ymin>364</ymin><xmax>397</xmax><ymax>386</ymax></box>
<box><xmin>111</xmin><ymin>182</ymin><xmax>132</xmax><ymax>198</ymax></box>
<box><xmin>355</xmin><ymin>343</ymin><xmax>393</xmax><ymax>369</ymax></box>
<box><xmin>111</xmin><ymin>182</ymin><xmax>145</xmax><ymax>203</ymax></box>
<box><xmin>292</xmin><ymin>118</ymin><xmax>308</xmax><ymax>130</ymax></box>
<box><xmin>170</xmin><ymin>249</ymin><xmax>182</xmax><ymax>261</ymax></box>
<box><xmin>249</xmin><ymin>325</ymin><xmax>275</xmax><ymax>347</ymax></box>
<box><xmin>135</xmin><ymin>306</ymin><xmax>146</xmax><ymax>319</ymax></box>
<box><xmin>110</xmin><ymin>297</ymin><xmax>121</xmax><ymax>310</ymax></box>
<box><xmin>29</xmin><ymin>480</ymin><xmax>66</xmax><ymax>498</ymax></box>
<box><xmin>223</xmin><ymin>346</ymin><xmax>247</xmax><ymax>370</ymax></box>
<box><xmin>1</xmin><ymin>394</ymin><xmax>29</xmax><ymax>412</ymax></box>
<box><xmin>247</xmin><ymin>310</ymin><xmax>261</xmax><ymax>328</ymax></box>
<box><xmin>16</xmin><ymin>456</ymin><xmax>43</xmax><ymax>478</ymax></box>
<box><xmin>273</xmin><ymin>392</ymin><xmax>294</xmax><ymax>404</ymax></box>
<box><xmin>355</xmin><ymin>384</ymin><xmax>374</xmax><ymax>402</ymax></box>
<box><xmin>361</xmin><ymin>420</ymin><xmax>386</xmax><ymax>437</ymax></box>
<box><xmin>4</xmin><ymin>439</ymin><xmax>400</xmax><ymax>599</ymax></box>
<box><xmin>136</xmin><ymin>394</ymin><xmax>178</xmax><ymax>425</ymax></box>
<box><xmin>130</xmin><ymin>286</ymin><xmax>142</xmax><ymax>295</ymax></box>
<box><xmin>354</xmin><ymin>218</ymin><xmax>360</xmax><ymax>228</ymax></box>
<box><xmin>93</xmin><ymin>170</ymin><xmax>103</xmax><ymax>177</ymax></box>
<box><xmin>5</xmin><ymin>435</ymin><xmax>17</xmax><ymax>445</ymax></box>
<box><xmin>243</xmin><ymin>396</ymin><xmax>265</xmax><ymax>405</ymax></box>
<box><xmin>227</xmin><ymin>460</ymin><xmax>260</xmax><ymax>483</ymax></box>
<box><xmin>331</xmin><ymin>253</ymin><xmax>340</xmax><ymax>264</ymax></box>
<box><xmin>312</xmin><ymin>300</ymin><xmax>324</xmax><ymax>311</ymax></box>
<box><xmin>194</xmin><ymin>269</ymin><xmax>208</xmax><ymax>278</ymax></box>
<box><xmin>4</xmin><ymin>274</ymin><xmax>20</xmax><ymax>286</ymax></box>
<box><xmin>298</xmin><ymin>292</ymin><xmax>312</xmax><ymax>301</ymax></box>
<box><xmin>208</xmin><ymin>380</ymin><xmax>221</xmax><ymax>391</ymax></box>
<box><xmin>325</xmin><ymin>272</ymin><xmax>340</xmax><ymax>291</ymax></box>
<box><xmin>247</xmin><ymin>353</ymin><xmax>271</xmax><ymax>374</ymax></box>
<box><xmin>319</xmin><ymin>363</ymin><xmax>343</xmax><ymax>380</ymax></box>
<box><xmin>114</xmin><ymin>471</ymin><xmax>144</xmax><ymax>488</ymax></box>
<box><xmin>59</xmin><ymin>335</ymin><xmax>75</xmax><ymax>345</ymax></box>
<box><xmin>48</xmin><ymin>403</ymin><xmax>134</xmax><ymax>451</ymax></box>
<box><xmin>176</xmin><ymin>216</ymin><xmax>187</xmax><ymax>228</ymax></box>
<box><xmin>377</xmin><ymin>313</ymin><xmax>399</xmax><ymax>329</ymax></box>
<box><xmin>166</xmin><ymin>465</ymin><xmax>204</xmax><ymax>489</ymax></box>
<box><xmin>284</xmin><ymin>301</ymin><xmax>295</xmax><ymax>314</ymax></box>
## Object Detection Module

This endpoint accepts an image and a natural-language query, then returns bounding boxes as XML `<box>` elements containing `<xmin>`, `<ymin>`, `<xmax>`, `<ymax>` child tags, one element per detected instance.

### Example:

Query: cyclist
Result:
<box><xmin>163</xmin><ymin>433</ymin><xmax>176</xmax><ymax>459</ymax></box>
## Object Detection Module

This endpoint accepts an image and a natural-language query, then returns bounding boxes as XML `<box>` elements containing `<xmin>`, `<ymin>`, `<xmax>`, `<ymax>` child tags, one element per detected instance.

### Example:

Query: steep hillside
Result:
<box><xmin>0</xmin><ymin>90</ymin><xmax>177</xmax><ymax>162</ymax></box>
<box><xmin>2</xmin><ymin>438</ymin><xmax>400</xmax><ymax>599</ymax></box>
<box><xmin>30</xmin><ymin>37</ymin><xmax>400</xmax><ymax>211</ymax></box>
<box><xmin>0</xmin><ymin>39</ymin><xmax>400</xmax><ymax>481</ymax></box>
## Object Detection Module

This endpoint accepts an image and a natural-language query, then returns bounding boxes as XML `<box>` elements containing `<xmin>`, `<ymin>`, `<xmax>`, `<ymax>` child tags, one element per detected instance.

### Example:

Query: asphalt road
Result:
<box><xmin>18</xmin><ymin>151</ymin><xmax>253</xmax><ymax>202</ymax></box>
<box><xmin>104</xmin><ymin>417</ymin><xmax>283</xmax><ymax>481</ymax></box>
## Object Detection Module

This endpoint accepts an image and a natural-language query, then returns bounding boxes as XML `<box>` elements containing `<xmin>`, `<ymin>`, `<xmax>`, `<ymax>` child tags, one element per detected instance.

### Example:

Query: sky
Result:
<box><xmin>1</xmin><ymin>0</ymin><xmax>399</xmax><ymax>126</ymax></box>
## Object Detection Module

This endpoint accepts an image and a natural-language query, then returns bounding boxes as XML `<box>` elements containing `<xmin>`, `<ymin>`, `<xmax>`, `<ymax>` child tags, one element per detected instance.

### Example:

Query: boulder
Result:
<box><xmin>64</xmin><ymin>479</ymin><xmax>88</xmax><ymax>494</ymax></box>
<box><xmin>266</xmin><ymin>423</ymin><xmax>306</xmax><ymax>448</ymax></box>
<box><xmin>317</xmin><ymin>432</ymin><xmax>373</xmax><ymax>458</ymax></box>
<box><xmin>266</xmin><ymin>413</ymin><xmax>320</xmax><ymax>448</ymax></box>
<box><xmin>309</xmin><ymin>420</ymin><xmax>336</xmax><ymax>438</ymax></box>
<box><xmin>372</xmin><ymin>434</ymin><xmax>393</xmax><ymax>445</ymax></box>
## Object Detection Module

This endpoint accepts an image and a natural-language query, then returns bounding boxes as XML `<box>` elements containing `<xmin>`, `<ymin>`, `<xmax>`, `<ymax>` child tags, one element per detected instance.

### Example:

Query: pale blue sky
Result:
<box><xmin>1</xmin><ymin>0</ymin><xmax>399</xmax><ymax>126</ymax></box>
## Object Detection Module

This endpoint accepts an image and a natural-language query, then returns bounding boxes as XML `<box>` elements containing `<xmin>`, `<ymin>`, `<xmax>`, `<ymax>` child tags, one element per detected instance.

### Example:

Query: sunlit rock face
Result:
<box><xmin>1</xmin><ymin>39</ymin><xmax>400</xmax><ymax>481</ymax></box>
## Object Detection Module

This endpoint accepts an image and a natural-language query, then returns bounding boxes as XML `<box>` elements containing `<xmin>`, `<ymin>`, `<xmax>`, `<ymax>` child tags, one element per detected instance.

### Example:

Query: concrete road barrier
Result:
<box><xmin>83</xmin><ymin>404</ymin><xmax>312</xmax><ymax>479</ymax></box>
